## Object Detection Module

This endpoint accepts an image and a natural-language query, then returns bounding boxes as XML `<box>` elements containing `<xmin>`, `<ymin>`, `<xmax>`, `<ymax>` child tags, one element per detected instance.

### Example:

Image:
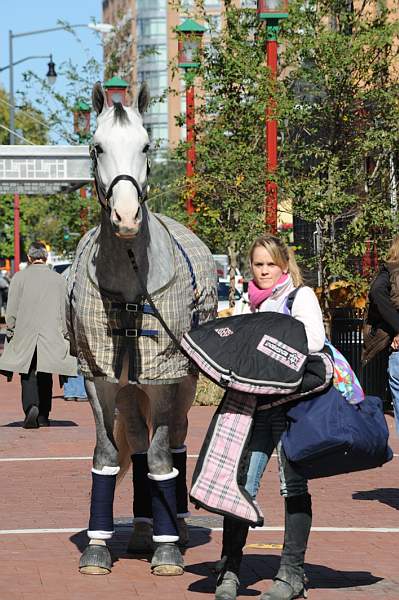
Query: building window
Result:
<box><xmin>137</xmin><ymin>18</ymin><xmax>167</xmax><ymax>37</ymax></box>
<box><xmin>138</xmin><ymin>44</ymin><xmax>167</xmax><ymax>65</ymax></box>
<box><xmin>139</xmin><ymin>71</ymin><xmax>168</xmax><ymax>94</ymax></box>
<box><xmin>137</xmin><ymin>0</ymin><xmax>166</xmax><ymax>9</ymax></box>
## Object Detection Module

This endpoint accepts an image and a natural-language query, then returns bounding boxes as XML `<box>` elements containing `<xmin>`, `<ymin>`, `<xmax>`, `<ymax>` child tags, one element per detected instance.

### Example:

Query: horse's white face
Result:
<box><xmin>92</xmin><ymin>82</ymin><xmax>151</xmax><ymax>239</ymax></box>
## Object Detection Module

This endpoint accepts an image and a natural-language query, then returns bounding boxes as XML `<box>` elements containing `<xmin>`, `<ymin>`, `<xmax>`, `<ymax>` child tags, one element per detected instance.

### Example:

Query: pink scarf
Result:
<box><xmin>248</xmin><ymin>273</ymin><xmax>289</xmax><ymax>311</ymax></box>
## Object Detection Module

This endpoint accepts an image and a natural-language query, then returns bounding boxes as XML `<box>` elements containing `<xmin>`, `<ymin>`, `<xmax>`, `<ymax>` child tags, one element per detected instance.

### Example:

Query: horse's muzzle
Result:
<box><xmin>113</xmin><ymin>224</ymin><xmax>140</xmax><ymax>239</ymax></box>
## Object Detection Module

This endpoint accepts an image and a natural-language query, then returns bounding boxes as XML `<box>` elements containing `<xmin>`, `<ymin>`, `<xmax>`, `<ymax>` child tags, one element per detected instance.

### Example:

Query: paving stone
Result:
<box><xmin>1</xmin><ymin>375</ymin><xmax>399</xmax><ymax>598</ymax></box>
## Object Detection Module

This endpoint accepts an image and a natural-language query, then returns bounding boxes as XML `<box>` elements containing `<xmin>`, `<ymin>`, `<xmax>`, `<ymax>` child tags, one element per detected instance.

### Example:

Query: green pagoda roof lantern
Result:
<box><xmin>176</xmin><ymin>18</ymin><xmax>206</xmax><ymax>70</ymax></box>
<box><xmin>103</xmin><ymin>76</ymin><xmax>129</xmax><ymax>105</ymax></box>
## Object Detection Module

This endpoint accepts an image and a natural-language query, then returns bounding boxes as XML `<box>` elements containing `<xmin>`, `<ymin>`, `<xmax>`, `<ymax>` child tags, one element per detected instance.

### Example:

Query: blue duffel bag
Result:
<box><xmin>281</xmin><ymin>387</ymin><xmax>393</xmax><ymax>479</ymax></box>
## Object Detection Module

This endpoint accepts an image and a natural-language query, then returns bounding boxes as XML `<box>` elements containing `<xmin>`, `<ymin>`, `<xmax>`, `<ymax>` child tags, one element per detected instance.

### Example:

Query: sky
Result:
<box><xmin>1</xmin><ymin>0</ymin><xmax>105</xmax><ymax>142</ymax></box>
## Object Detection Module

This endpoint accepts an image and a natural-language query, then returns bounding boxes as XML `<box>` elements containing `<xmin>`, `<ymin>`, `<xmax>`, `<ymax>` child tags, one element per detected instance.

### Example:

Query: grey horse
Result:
<box><xmin>67</xmin><ymin>81</ymin><xmax>217</xmax><ymax>576</ymax></box>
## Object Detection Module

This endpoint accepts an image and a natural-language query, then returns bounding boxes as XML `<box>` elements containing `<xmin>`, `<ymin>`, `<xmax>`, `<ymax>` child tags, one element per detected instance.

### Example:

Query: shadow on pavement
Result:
<box><xmin>69</xmin><ymin>524</ymin><xmax>213</xmax><ymax>564</ymax></box>
<box><xmin>3</xmin><ymin>419</ymin><xmax>78</xmax><ymax>427</ymax></box>
<box><xmin>187</xmin><ymin>555</ymin><xmax>383</xmax><ymax>595</ymax></box>
<box><xmin>353</xmin><ymin>488</ymin><xmax>399</xmax><ymax>510</ymax></box>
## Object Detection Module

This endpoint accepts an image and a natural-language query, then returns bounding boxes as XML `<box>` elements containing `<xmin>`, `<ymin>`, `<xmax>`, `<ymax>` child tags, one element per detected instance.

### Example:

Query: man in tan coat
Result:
<box><xmin>0</xmin><ymin>242</ymin><xmax>77</xmax><ymax>428</ymax></box>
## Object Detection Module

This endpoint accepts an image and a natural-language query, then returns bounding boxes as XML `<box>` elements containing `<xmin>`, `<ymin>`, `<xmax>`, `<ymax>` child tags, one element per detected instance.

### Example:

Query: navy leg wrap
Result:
<box><xmin>148</xmin><ymin>469</ymin><xmax>179</xmax><ymax>542</ymax></box>
<box><xmin>88</xmin><ymin>471</ymin><xmax>116</xmax><ymax>537</ymax></box>
<box><xmin>172</xmin><ymin>447</ymin><xmax>189</xmax><ymax>517</ymax></box>
<box><xmin>132</xmin><ymin>453</ymin><xmax>152</xmax><ymax>520</ymax></box>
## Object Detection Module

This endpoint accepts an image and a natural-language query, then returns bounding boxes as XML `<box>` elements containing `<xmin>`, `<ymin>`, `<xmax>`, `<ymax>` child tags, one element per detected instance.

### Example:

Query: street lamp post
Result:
<box><xmin>1</xmin><ymin>51</ymin><xmax>56</xmax><ymax>273</ymax></box>
<box><xmin>73</xmin><ymin>101</ymin><xmax>92</xmax><ymax>234</ymax></box>
<box><xmin>176</xmin><ymin>18</ymin><xmax>206</xmax><ymax>216</ymax></box>
<box><xmin>7</xmin><ymin>21</ymin><xmax>112</xmax><ymax>273</ymax></box>
<box><xmin>257</xmin><ymin>0</ymin><xmax>289</xmax><ymax>233</ymax></box>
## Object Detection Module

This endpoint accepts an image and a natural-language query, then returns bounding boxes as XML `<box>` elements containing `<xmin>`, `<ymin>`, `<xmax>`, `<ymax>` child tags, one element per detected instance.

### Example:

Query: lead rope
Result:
<box><xmin>126</xmin><ymin>248</ymin><xmax>190</xmax><ymax>358</ymax></box>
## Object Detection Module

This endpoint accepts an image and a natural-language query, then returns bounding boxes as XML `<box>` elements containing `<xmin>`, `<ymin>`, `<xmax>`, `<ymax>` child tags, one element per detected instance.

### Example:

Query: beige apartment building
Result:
<box><xmin>102</xmin><ymin>0</ymin><xmax>255</xmax><ymax>149</ymax></box>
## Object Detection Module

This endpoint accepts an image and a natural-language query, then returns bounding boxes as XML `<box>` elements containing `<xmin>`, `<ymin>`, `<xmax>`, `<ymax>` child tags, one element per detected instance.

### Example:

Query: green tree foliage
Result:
<box><xmin>278</xmin><ymin>0</ymin><xmax>399</xmax><ymax>307</ymax></box>
<box><xmin>171</xmin><ymin>2</ymin><xmax>272</xmax><ymax>287</ymax></box>
<box><xmin>20</xmin><ymin>191</ymin><xmax>100</xmax><ymax>257</ymax></box>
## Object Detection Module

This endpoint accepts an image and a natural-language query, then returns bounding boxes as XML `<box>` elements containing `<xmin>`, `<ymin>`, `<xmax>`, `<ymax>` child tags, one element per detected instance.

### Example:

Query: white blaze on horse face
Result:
<box><xmin>94</xmin><ymin>106</ymin><xmax>150</xmax><ymax>238</ymax></box>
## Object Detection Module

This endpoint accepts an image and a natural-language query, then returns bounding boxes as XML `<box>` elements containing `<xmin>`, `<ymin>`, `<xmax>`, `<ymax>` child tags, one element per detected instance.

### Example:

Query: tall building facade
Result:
<box><xmin>102</xmin><ymin>0</ymin><xmax>255</xmax><ymax>148</ymax></box>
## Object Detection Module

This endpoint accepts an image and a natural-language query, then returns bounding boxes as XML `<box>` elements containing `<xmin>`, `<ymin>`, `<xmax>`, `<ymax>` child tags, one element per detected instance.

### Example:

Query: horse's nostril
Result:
<box><xmin>114</xmin><ymin>210</ymin><xmax>122</xmax><ymax>222</ymax></box>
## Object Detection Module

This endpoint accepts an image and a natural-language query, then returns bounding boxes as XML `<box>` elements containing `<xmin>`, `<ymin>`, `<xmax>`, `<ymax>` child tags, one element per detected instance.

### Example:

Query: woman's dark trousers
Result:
<box><xmin>20</xmin><ymin>350</ymin><xmax>53</xmax><ymax>419</ymax></box>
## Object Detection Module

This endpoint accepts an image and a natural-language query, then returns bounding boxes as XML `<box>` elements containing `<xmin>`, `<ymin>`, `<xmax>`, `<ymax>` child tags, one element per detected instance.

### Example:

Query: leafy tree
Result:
<box><xmin>278</xmin><ymin>0</ymin><xmax>399</xmax><ymax>310</ymax></box>
<box><xmin>170</xmin><ymin>2</ymin><xmax>273</xmax><ymax>298</ymax></box>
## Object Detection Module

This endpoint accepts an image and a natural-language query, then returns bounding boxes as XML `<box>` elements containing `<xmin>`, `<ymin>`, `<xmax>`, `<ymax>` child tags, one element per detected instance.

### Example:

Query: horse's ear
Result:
<box><xmin>135</xmin><ymin>82</ymin><xmax>151</xmax><ymax>115</ymax></box>
<box><xmin>92</xmin><ymin>81</ymin><xmax>107</xmax><ymax>115</ymax></box>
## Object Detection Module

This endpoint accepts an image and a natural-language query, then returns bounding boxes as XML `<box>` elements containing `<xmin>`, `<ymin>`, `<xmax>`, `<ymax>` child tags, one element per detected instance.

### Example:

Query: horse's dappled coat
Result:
<box><xmin>67</xmin><ymin>215</ymin><xmax>217</xmax><ymax>384</ymax></box>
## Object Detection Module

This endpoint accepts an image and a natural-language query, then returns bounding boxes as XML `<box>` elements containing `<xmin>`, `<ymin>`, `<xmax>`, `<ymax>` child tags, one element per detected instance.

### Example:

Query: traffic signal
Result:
<box><xmin>63</xmin><ymin>227</ymin><xmax>70</xmax><ymax>240</ymax></box>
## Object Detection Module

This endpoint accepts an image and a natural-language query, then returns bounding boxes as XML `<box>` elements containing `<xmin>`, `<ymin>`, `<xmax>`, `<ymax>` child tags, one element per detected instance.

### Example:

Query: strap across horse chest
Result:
<box><xmin>112</xmin><ymin>244</ymin><xmax>198</xmax><ymax>355</ymax></box>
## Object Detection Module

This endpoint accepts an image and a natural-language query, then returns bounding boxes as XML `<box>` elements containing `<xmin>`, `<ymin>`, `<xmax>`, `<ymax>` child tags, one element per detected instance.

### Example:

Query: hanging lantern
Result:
<box><xmin>103</xmin><ymin>76</ymin><xmax>129</xmax><ymax>105</ymax></box>
<box><xmin>73</xmin><ymin>101</ymin><xmax>91</xmax><ymax>138</ymax></box>
<box><xmin>257</xmin><ymin>0</ymin><xmax>289</xmax><ymax>20</ymax></box>
<box><xmin>176</xmin><ymin>18</ymin><xmax>206</xmax><ymax>70</ymax></box>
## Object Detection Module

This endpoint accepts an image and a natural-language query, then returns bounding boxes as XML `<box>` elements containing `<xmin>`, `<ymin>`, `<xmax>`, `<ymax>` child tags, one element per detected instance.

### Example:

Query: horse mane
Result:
<box><xmin>113</xmin><ymin>102</ymin><xmax>129</xmax><ymax>125</ymax></box>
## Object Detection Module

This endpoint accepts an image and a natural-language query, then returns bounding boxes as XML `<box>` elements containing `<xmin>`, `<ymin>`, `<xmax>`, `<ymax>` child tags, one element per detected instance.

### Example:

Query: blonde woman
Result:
<box><xmin>215</xmin><ymin>235</ymin><xmax>325</xmax><ymax>600</ymax></box>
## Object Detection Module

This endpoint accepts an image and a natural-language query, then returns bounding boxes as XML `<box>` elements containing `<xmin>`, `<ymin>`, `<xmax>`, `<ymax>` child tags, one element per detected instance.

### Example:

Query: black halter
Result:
<box><xmin>90</xmin><ymin>144</ymin><xmax>151</xmax><ymax>212</ymax></box>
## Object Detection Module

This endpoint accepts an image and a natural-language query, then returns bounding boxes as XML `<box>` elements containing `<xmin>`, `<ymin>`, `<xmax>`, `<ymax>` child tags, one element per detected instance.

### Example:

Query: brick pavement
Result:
<box><xmin>0</xmin><ymin>375</ymin><xmax>399</xmax><ymax>600</ymax></box>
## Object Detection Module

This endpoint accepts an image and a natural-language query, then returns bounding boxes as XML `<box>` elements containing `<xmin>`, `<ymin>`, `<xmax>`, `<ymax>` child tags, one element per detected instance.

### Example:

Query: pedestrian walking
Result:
<box><xmin>367</xmin><ymin>235</ymin><xmax>399</xmax><ymax>434</ymax></box>
<box><xmin>213</xmin><ymin>235</ymin><xmax>326</xmax><ymax>600</ymax></box>
<box><xmin>63</xmin><ymin>373</ymin><xmax>87</xmax><ymax>401</ymax></box>
<box><xmin>0</xmin><ymin>242</ymin><xmax>77</xmax><ymax>428</ymax></box>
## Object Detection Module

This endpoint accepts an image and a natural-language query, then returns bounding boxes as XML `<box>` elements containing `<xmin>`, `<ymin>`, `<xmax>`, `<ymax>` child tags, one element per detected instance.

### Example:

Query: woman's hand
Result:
<box><xmin>218</xmin><ymin>307</ymin><xmax>235</xmax><ymax>318</ymax></box>
<box><xmin>391</xmin><ymin>334</ymin><xmax>399</xmax><ymax>350</ymax></box>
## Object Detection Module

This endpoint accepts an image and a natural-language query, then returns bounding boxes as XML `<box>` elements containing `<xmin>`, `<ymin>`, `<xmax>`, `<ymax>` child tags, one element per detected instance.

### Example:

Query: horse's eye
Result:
<box><xmin>143</xmin><ymin>143</ymin><xmax>150</xmax><ymax>154</ymax></box>
<box><xmin>94</xmin><ymin>144</ymin><xmax>103</xmax><ymax>155</ymax></box>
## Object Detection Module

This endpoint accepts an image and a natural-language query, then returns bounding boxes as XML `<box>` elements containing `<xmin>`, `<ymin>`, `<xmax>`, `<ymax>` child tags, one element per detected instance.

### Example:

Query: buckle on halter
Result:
<box><xmin>125</xmin><ymin>329</ymin><xmax>138</xmax><ymax>337</ymax></box>
<box><xmin>126</xmin><ymin>303</ymin><xmax>139</xmax><ymax>312</ymax></box>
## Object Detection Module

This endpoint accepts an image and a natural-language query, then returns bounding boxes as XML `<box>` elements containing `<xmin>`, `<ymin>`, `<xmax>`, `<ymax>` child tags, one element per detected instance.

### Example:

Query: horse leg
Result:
<box><xmin>79</xmin><ymin>379</ymin><xmax>119</xmax><ymax>575</ymax></box>
<box><xmin>116</xmin><ymin>385</ymin><xmax>154</xmax><ymax>553</ymax></box>
<box><xmin>169</xmin><ymin>374</ymin><xmax>197</xmax><ymax>546</ymax></box>
<box><xmin>146</xmin><ymin>384</ymin><xmax>184</xmax><ymax>576</ymax></box>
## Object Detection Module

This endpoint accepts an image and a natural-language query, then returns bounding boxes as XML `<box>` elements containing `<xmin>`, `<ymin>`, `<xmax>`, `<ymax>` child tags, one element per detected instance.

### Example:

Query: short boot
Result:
<box><xmin>214</xmin><ymin>518</ymin><xmax>249</xmax><ymax>600</ymax></box>
<box><xmin>172</xmin><ymin>447</ymin><xmax>190</xmax><ymax>546</ymax></box>
<box><xmin>128</xmin><ymin>453</ymin><xmax>154</xmax><ymax>554</ymax></box>
<box><xmin>132</xmin><ymin>453</ymin><xmax>153</xmax><ymax>521</ymax></box>
<box><xmin>171</xmin><ymin>447</ymin><xmax>189</xmax><ymax>518</ymax></box>
<box><xmin>261</xmin><ymin>493</ymin><xmax>312</xmax><ymax>600</ymax></box>
<box><xmin>148</xmin><ymin>469</ymin><xmax>184</xmax><ymax>575</ymax></box>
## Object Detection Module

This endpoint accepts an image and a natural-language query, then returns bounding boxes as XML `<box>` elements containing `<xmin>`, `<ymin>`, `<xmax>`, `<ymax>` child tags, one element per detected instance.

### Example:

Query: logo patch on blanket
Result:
<box><xmin>257</xmin><ymin>335</ymin><xmax>307</xmax><ymax>371</ymax></box>
<box><xmin>214</xmin><ymin>327</ymin><xmax>234</xmax><ymax>338</ymax></box>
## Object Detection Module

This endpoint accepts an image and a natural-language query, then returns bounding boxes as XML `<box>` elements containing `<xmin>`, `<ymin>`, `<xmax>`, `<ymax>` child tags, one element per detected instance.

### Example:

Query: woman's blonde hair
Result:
<box><xmin>386</xmin><ymin>235</ymin><xmax>399</xmax><ymax>263</ymax></box>
<box><xmin>249</xmin><ymin>235</ymin><xmax>303</xmax><ymax>287</ymax></box>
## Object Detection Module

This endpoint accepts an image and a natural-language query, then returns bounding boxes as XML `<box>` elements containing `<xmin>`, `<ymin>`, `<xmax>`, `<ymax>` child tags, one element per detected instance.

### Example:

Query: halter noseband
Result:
<box><xmin>90</xmin><ymin>144</ymin><xmax>150</xmax><ymax>212</ymax></box>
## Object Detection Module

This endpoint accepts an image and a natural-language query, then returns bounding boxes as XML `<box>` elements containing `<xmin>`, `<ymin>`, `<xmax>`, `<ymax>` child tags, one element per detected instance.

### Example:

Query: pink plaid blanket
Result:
<box><xmin>190</xmin><ymin>351</ymin><xmax>334</xmax><ymax>525</ymax></box>
<box><xmin>190</xmin><ymin>390</ymin><xmax>263</xmax><ymax>526</ymax></box>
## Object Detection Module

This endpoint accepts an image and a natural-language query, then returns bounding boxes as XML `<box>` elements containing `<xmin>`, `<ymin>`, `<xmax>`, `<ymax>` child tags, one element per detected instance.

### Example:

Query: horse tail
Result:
<box><xmin>114</xmin><ymin>413</ymin><xmax>132</xmax><ymax>486</ymax></box>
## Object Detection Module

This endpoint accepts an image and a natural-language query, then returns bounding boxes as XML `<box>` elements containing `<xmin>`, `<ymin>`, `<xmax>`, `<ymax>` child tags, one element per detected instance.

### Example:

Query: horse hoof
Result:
<box><xmin>127</xmin><ymin>521</ymin><xmax>155</xmax><ymax>554</ymax></box>
<box><xmin>177</xmin><ymin>517</ymin><xmax>189</xmax><ymax>547</ymax></box>
<box><xmin>151</xmin><ymin>542</ymin><xmax>184</xmax><ymax>576</ymax></box>
<box><xmin>79</xmin><ymin>544</ymin><xmax>112</xmax><ymax>575</ymax></box>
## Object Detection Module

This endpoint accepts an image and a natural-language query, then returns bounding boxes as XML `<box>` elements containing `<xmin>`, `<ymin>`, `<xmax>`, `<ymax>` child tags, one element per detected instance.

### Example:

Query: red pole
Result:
<box><xmin>80</xmin><ymin>186</ymin><xmax>88</xmax><ymax>235</ymax></box>
<box><xmin>13</xmin><ymin>193</ymin><xmax>20</xmax><ymax>273</ymax></box>
<box><xmin>186</xmin><ymin>83</ymin><xmax>196</xmax><ymax>215</ymax></box>
<box><xmin>265</xmin><ymin>36</ymin><xmax>278</xmax><ymax>234</ymax></box>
